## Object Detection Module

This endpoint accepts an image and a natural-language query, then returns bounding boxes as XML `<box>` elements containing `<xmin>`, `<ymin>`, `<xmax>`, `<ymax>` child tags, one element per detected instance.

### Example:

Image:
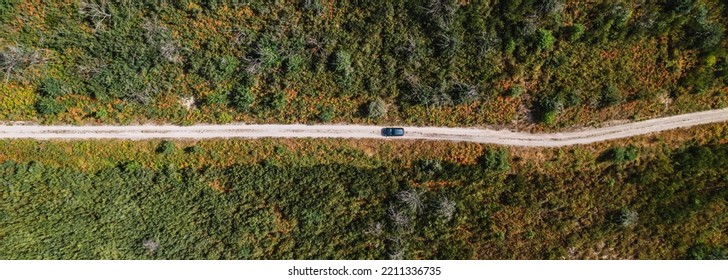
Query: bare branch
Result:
<box><xmin>0</xmin><ymin>45</ymin><xmax>48</xmax><ymax>83</ymax></box>
<box><xmin>397</xmin><ymin>190</ymin><xmax>424</xmax><ymax>214</ymax></box>
<box><xmin>363</xmin><ymin>222</ymin><xmax>384</xmax><ymax>236</ymax></box>
<box><xmin>388</xmin><ymin>205</ymin><xmax>410</xmax><ymax>229</ymax></box>
<box><xmin>142</xmin><ymin>18</ymin><xmax>181</xmax><ymax>63</ymax></box>
<box><xmin>142</xmin><ymin>238</ymin><xmax>159</xmax><ymax>254</ymax></box>
<box><xmin>79</xmin><ymin>1</ymin><xmax>111</xmax><ymax>32</ymax></box>
<box><xmin>389</xmin><ymin>249</ymin><xmax>404</xmax><ymax>260</ymax></box>
<box><xmin>436</xmin><ymin>197</ymin><xmax>456</xmax><ymax>221</ymax></box>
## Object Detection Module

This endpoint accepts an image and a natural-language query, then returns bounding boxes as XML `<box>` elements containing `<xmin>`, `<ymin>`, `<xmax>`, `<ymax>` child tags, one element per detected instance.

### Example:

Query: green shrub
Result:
<box><xmin>95</xmin><ymin>108</ymin><xmax>108</xmax><ymax>119</ymax></box>
<box><xmin>39</xmin><ymin>77</ymin><xmax>67</xmax><ymax>98</ymax></box>
<box><xmin>451</xmin><ymin>83</ymin><xmax>479</xmax><ymax>104</ymax></box>
<box><xmin>610</xmin><ymin>145</ymin><xmax>638</xmax><ymax>164</ymax></box>
<box><xmin>333</xmin><ymin>50</ymin><xmax>352</xmax><ymax>76</ymax></box>
<box><xmin>505</xmin><ymin>85</ymin><xmax>524</xmax><ymax>98</ymax></box>
<box><xmin>258</xmin><ymin>45</ymin><xmax>279</xmax><ymax>68</ymax></box>
<box><xmin>565</xmin><ymin>90</ymin><xmax>582</xmax><ymax>107</ymax></box>
<box><xmin>703</xmin><ymin>55</ymin><xmax>717</xmax><ymax>67</ymax></box>
<box><xmin>419</xmin><ymin>159</ymin><xmax>443</xmax><ymax>176</ymax></box>
<box><xmin>266</xmin><ymin>91</ymin><xmax>286</xmax><ymax>110</ymax></box>
<box><xmin>0</xmin><ymin>0</ymin><xmax>19</xmax><ymax>22</ymax></box>
<box><xmin>216</xmin><ymin>111</ymin><xmax>233</xmax><ymax>123</ymax></box>
<box><xmin>691</xmin><ymin>22</ymin><xmax>723</xmax><ymax>51</ymax></box>
<box><xmin>205</xmin><ymin>92</ymin><xmax>229</xmax><ymax>106</ymax></box>
<box><xmin>185</xmin><ymin>145</ymin><xmax>201</xmax><ymax>154</ymax></box>
<box><xmin>285</xmin><ymin>54</ymin><xmax>303</xmax><ymax>73</ymax></box>
<box><xmin>215</xmin><ymin>56</ymin><xmax>239</xmax><ymax>83</ymax></box>
<box><xmin>436</xmin><ymin>32</ymin><xmax>462</xmax><ymax>58</ymax></box>
<box><xmin>505</xmin><ymin>39</ymin><xmax>516</xmax><ymax>54</ymax></box>
<box><xmin>536</xmin><ymin>29</ymin><xmax>556</xmax><ymax>50</ymax></box>
<box><xmin>35</xmin><ymin>98</ymin><xmax>64</xmax><ymax>115</ymax></box>
<box><xmin>231</xmin><ymin>87</ymin><xmax>255</xmax><ymax>111</ymax></box>
<box><xmin>479</xmin><ymin>148</ymin><xmax>510</xmax><ymax>172</ymax></box>
<box><xmin>301</xmin><ymin>0</ymin><xmax>326</xmax><ymax>14</ymax></box>
<box><xmin>686</xmin><ymin>243</ymin><xmax>727</xmax><ymax>260</ymax></box>
<box><xmin>538</xmin><ymin>93</ymin><xmax>564</xmax><ymax>112</ymax></box>
<box><xmin>536</xmin><ymin>93</ymin><xmax>564</xmax><ymax>125</ymax></box>
<box><xmin>157</xmin><ymin>141</ymin><xmax>176</xmax><ymax>154</ymax></box>
<box><xmin>601</xmin><ymin>84</ymin><xmax>622</xmax><ymax>107</ymax></box>
<box><xmin>569</xmin><ymin>24</ymin><xmax>586</xmax><ymax>41</ymax></box>
<box><xmin>542</xmin><ymin>110</ymin><xmax>557</xmax><ymax>125</ymax></box>
<box><xmin>317</xmin><ymin>107</ymin><xmax>334</xmax><ymax>123</ymax></box>
<box><xmin>681</xmin><ymin>67</ymin><xmax>714</xmax><ymax>94</ymax></box>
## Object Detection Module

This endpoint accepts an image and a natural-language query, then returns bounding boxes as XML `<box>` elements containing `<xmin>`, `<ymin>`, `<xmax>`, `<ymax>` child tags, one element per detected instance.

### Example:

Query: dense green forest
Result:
<box><xmin>1</xmin><ymin>140</ymin><xmax>726</xmax><ymax>259</ymax></box>
<box><xmin>1</xmin><ymin>0</ymin><xmax>727</xmax><ymax>126</ymax></box>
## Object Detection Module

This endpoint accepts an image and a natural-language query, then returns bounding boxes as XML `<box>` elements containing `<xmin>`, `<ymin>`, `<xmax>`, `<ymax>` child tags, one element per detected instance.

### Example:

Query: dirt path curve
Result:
<box><xmin>1</xmin><ymin>108</ymin><xmax>727</xmax><ymax>147</ymax></box>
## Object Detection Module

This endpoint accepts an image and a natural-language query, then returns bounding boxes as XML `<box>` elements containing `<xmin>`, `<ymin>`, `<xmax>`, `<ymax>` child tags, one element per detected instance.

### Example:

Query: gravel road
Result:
<box><xmin>1</xmin><ymin>108</ymin><xmax>727</xmax><ymax>147</ymax></box>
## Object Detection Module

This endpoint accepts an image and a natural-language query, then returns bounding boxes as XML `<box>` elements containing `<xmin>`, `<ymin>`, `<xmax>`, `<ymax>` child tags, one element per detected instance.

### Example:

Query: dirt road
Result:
<box><xmin>1</xmin><ymin>108</ymin><xmax>727</xmax><ymax>147</ymax></box>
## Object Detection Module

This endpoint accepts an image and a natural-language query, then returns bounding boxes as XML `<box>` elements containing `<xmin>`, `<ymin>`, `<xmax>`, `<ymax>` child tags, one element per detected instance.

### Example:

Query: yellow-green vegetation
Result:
<box><xmin>1</xmin><ymin>124</ymin><xmax>727</xmax><ymax>259</ymax></box>
<box><xmin>0</xmin><ymin>0</ymin><xmax>726</xmax><ymax>127</ymax></box>
<box><xmin>0</xmin><ymin>83</ymin><xmax>35</xmax><ymax>120</ymax></box>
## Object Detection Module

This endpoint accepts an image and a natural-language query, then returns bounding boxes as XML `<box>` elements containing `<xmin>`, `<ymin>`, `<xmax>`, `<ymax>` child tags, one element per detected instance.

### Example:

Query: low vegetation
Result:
<box><xmin>0</xmin><ymin>126</ymin><xmax>726</xmax><ymax>259</ymax></box>
<box><xmin>0</xmin><ymin>1</ymin><xmax>726</xmax><ymax>127</ymax></box>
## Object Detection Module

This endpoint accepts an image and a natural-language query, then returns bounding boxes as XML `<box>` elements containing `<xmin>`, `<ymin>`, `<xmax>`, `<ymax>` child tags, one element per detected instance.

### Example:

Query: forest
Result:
<box><xmin>0</xmin><ymin>0</ymin><xmax>726</xmax><ymax>127</ymax></box>
<box><xmin>0</xmin><ymin>138</ymin><xmax>726</xmax><ymax>259</ymax></box>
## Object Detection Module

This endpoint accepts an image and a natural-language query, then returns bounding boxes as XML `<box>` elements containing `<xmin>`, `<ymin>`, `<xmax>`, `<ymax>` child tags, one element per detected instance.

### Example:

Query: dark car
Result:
<box><xmin>381</xmin><ymin>127</ymin><xmax>405</xmax><ymax>137</ymax></box>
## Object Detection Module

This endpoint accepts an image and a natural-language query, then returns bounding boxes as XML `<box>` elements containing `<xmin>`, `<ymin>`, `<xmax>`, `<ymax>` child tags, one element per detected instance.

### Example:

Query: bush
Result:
<box><xmin>614</xmin><ymin>208</ymin><xmax>639</xmax><ymax>227</ymax></box>
<box><xmin>419</xmin><ymin>159</ymin><xmax>443</xmax><ymax>176</ymax></box>
<box><xmin>95</xmin><ymin>108</ymin><xmax>108</xmax><ymax>119</ymax></box>
<box><xmin>317</xmin><ymin>107</ymin><xmax>334</xmax><ymax>123</ymax></box>
<box><xmin>35</xmin><ymin>98</ymin><xmax>64</xmax><ymax>115</ymax></box>
<box><xmin>184</xmin><ymin>145</ymin><xmax>201</xmax><ymax>154</ymax></box>
<box><xmin>367</xmin><ymin>98</ymin><xmax>387</xmax><ymax>119</ymax></box>
<box><xmin>0</xmin><ymin>0</ymin><xmax>19</xmax><ymax>22</ymax></box>
<box><xmin>505</xmin><ymin>39</ymin><xmax>516</xmax><ymax>54</ymax></box>
<box><xmin>0</xmin><ymin>45</ymin><xmax>47</xmax><ymax>82</ymax></box>
<box><xmin>609</xmin><ymin>145</ymin><xmax>639</xmax><ymax>164</ymax></box>
<box><xmin>285</xmin><ymin>54</ymin><xmax>303</xmax><ymax>73</ymax></box>
<box><xmin>601</xmin><ymin>84</ymin><xmax>622</xmax><ymax>107</ymax></box>
<box><xmin>205</xmin><ymin>92</ymin><xmax>229</xmax><ymax>106</ymax></box>
<box><xmin>542</xmin><ymin>110</ymin><xmax>557</xmax><ymax>125</ymax></box>
<box><xmin>505</xmin><ymin>85</ymin><xmax>524</xmax><ymax>98</ymax></box>
<box><xmin>569</xmin><ymin>24</ymin><xmax>586</xmax><ymax>41</ymax></box>
<box><xmin>703</xmin><ymin>55</ymin><xmax>717</xmax><ymax>67</ymax></box>
<box><xmin>157</xmin><ymin>141</ymin><xmax>176</xmax><ymax>154</ymax></box>
<box><xmin>231</xmin><ymin>87</ymin><xmax>254</xmax><ymax>111</ymax></box>
<box><xmin>479</xmin><ymin>148</ymin><xmax>510</xmax><ymax>172</ymax></box>
<box><xmin>333</xmin><ymin>50</ymin><xmax>352</xmax><ymax>76</ymax></box>
<box><xmin>536</xmin><ymin>29</ymin><xmax>556</xmax><ymax>51</ymax></box>
<box><xmin>436</xmin><ymin>32</ymin><xmax>462</xmax><ymax>58</ymax></box>
<box><xmin>265</xmin><ymin>91</ymin><xmax>286</xmax><ymax>110</ymax></box>
<box><xmin>257</xmin><ymin>45</ymin><xmax>279</xmax><ymax>68</ymax></box>
<box><xmin>216</xmin><ymin>111</ymin><xmax>233</xmax><ymax>123</ymax></box>
<box><xmin>565</xmin><ymin>90</ymin><xmax>582</xmax><ymax>107</ymax></box>
<box><xmin>451</xmin><ymin>83</ymin><xmax>479</xmax><ymax>104</ymax></box>
<box><xmin>535</xmin><ymin>93</ymin><xmax>564</xmax><ymax>125</ymax></box>
<box><xmin>538</xmin><ymin>93</ymin><xmax>564</xmax><ymax>113</ymax></box>
<box><xmin>691</xmin><ymin>22</ymin><xmax>723</xmax><ymax>51</ymax></box>
<box><xmin>39</xmin><ymin>77</ymin><xmax>66</xmax><ymax>98</ymax></box>
<box><xmin>686</xmin><ymin>243</ymin><xmax>727</xmax><ymax>260</ymax></box>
